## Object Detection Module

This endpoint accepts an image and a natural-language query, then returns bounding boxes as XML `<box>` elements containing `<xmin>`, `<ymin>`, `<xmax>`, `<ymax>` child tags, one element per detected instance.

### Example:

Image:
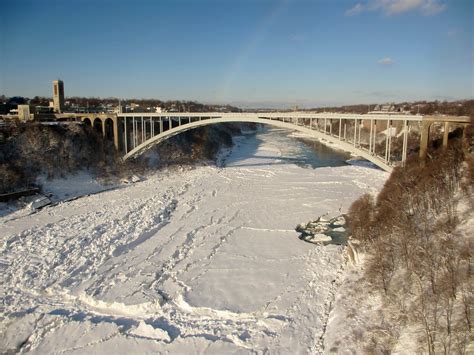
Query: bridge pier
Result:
<box><xmin>442</xmin><ymin>121</ymin><xmax>450</xmax><ymax>150</ymax></box>
<box><xmin>402</xmin><ymin>120</ymin><xmax>408</xmax><ymax>166</ymax></box>
<box><xmin>353</xmin><ymin>120</ymin><xmax>356</xmax><ymax>146</ymax></box>
<box><xmin>124</xmin><ymin>118</ymin><xmax>128</xmax><ymax>154</ymax></box>
<box><xmin>419</xmin><ymin>120</ymin><xmax>434</xmax><ymax>160</ymax></box>
<box><xmin>113</xmin><ymin>119</ymin><xmax>120</xmax><ymax>150</ymax></box>
<box><xmin>369</xmin><ymin>119</ymin><xmax>373</xmax><ymax>153</ymax></box>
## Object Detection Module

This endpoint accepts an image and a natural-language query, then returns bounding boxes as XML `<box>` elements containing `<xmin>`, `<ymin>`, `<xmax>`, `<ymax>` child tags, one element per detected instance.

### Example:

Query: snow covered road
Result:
<box><xmin>1</xmin><ymin>129</ymin><xmax>388</xmax><ymax>354</ymax></box>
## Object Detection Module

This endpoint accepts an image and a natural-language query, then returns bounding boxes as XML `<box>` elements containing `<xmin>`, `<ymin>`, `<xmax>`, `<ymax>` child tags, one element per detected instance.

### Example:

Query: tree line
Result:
<box><xmin>310</xmin><ymin>99</ymin><xmax>474</xmax><ymax>117</ymax></box>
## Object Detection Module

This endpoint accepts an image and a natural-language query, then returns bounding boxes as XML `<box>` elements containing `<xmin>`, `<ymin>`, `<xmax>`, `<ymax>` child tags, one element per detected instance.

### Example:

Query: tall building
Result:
<box><xmin>52</xmin><ymin>79</ymin><xmax>65</xmax><ymax>113</ymax></box>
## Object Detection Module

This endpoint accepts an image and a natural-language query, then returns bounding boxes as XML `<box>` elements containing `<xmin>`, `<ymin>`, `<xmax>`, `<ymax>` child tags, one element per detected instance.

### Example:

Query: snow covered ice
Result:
<box><xmin>0</xmin><ymin>128</ymin><xmax>388</xmax><ymax>354</ymax></box>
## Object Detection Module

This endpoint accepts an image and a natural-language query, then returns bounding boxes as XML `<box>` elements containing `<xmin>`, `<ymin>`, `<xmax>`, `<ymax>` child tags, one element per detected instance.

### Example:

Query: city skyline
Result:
<box><xmin>1</xmin><ymin>0</ymin><xmax>472</xmax><ymax>108</ymax></box>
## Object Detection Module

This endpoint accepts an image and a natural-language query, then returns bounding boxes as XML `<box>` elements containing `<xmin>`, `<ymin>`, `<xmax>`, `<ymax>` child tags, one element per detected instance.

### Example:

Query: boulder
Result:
<box><xmin>304</xmin><ymin>233</ymin><xmax>333</xmax><ymax>244</ymax></box>
<box><xmin>29</xmin><ymin>195</ymin><xmax>51</xmax><ymax>210</ymax></box>
<box><xmin>330</xmin><ymin>215</ymin><xmax>346</xmax><ymax>227</ymax></box>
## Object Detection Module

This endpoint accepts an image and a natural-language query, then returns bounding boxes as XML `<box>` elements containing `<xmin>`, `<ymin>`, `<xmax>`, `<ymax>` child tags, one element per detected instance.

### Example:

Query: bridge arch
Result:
<box><xmin>82</xmin><ymin>117</ymin><xmax>92</xmax><ymax>126</ymax></box>
<box><xmin>122</xmin><ymin>116</ymin><xmax>394</xmax><ymax>172</ymax></box>
<box><xmin>104</xmin><ymin>118</ymin><xmax>114</xmax><ymax>140</ymax></box>
<box><xmin>93</xmin><ymin>118</ymin><xmax>103</xmax><ymax>134</ymax></box>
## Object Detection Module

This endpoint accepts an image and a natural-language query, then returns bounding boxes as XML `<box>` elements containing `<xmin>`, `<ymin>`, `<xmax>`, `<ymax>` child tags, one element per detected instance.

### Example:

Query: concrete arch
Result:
<box><xmin>93</xmin><ymin>118</ymin><xmax>103</xmax><ymax>134</ymax></box>
<box><xmin>123</xmin><ymin>116</ymin><xmax>393</xmax><ymax>172</ymax></box>
<box><xmin>104</xmin><ymin>118</ymin><xmax>114</xmax><ymax>140</ymax></box>
<box><xmin>82</xmin><ymin>117</ymin><xmax>92</xmax><ymax>126</ymax></box>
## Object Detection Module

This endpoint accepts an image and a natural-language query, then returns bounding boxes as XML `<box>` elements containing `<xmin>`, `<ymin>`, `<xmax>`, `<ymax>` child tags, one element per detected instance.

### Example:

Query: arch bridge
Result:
<box><xmin>56</xmin><ymin>113</ymin><xmax>118</xmax><ymax>144</ymax></box>
<box><xmin>113</xmin><ymin>112</ymin><xmax>470</xmax><ymax>172</ymax></box>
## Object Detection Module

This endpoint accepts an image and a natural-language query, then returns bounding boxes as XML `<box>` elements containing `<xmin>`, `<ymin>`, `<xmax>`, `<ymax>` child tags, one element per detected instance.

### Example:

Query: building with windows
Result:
<box><xmin>52</xmin><ymin>80</ymin><xmax>65</xmax><ymax>113</ymax></box>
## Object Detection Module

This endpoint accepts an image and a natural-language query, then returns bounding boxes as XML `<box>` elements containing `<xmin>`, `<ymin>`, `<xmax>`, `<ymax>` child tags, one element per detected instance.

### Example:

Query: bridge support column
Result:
<box><xmin>442</xmin><ymin>121</ymin><xmax>450</xmax><ymax>150</ymax></box>
<box><xmin>402</xmin><ymin>120</ymin><xmax>408</xmax><ymax>166</ymax></box>
<box><xmin>353</xmin><ymin>119</ymin><xmax>356</xmax><ymax>146</ymax></box>
<box><xmin>113</xmin><ymin>117</ymin><xmax>120</xmax><ymax>150</ymax></box>
<box><xmin>101</xmin><ymin>118</ymin><xmax>106</xmax><ymax>138</ymax></box>
<box><xmin>387</xmin><ymin>120</ymin><xmax>392</xmax><ymax>163</ymax></box>
<box><xmin>369</xmin><ymin>119</ymin><xmax>373</xmax><ymax>153</ymax></box>
<box><xmin>124</xmin><ymin>118</ymin><xmax>128</xmax><ymax>154</ymax></box>
<box><xmin>372</xmin><ymin>121</ymin><xmax>377</xmax><ymax>154</ymax></box>
<box><xmin>132</xmin><ymin>117</ymin><xmax>136</xmax><ymax>149</ymax></box>
<box><xmin>419</xmin><ymin>121</ymin><xmax>431</xmax><ymax>160</ymax></box>
<box><xmin>358</xmin><ymin>120</ymin><xmax>362</xmax><ymax>146</ymax></box>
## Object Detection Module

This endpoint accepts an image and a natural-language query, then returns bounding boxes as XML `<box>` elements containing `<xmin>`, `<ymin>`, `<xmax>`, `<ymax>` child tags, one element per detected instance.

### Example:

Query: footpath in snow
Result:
<box><xmin>0</xmin><ymin>128</ymin><xmax>388</xmax><ymax>354</ymax></box>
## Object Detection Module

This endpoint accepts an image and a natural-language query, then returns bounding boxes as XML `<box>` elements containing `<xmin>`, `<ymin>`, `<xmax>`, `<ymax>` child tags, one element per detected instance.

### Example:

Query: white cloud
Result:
<box><xmin>378</xmin><ymin>57</ymin><xmax>395</xmax><ymax>65</ymax></box>
<box><xmin>345</xmin><ymin>0</ymin><xmax>446</xmax><ymax>16</ymax></box>
<box><xmin>421</xmin><ymin>0</ymin><xmax>447</xmax><ymax>15</ymax></box>
<box><xmin>345</xmin><ymin>3</ymin><xmax>365</xmax><ymax>16</ymax></box>
<box><xmin>380</xmin><ymin>0</ymin><xmax>424</xmax><ymax>15</ymax></box>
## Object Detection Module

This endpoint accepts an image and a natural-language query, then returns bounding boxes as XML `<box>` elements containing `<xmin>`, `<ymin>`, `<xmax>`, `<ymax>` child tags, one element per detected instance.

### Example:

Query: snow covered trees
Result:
<box><xmin>0</xmin><ymin>123</ymin><xmax>118</xmax><ymax>193</ymax></box>
<box><xmin>348</xmin><ymin>140</ymin><xmax>473</xmax><ymax>353</ymax></box>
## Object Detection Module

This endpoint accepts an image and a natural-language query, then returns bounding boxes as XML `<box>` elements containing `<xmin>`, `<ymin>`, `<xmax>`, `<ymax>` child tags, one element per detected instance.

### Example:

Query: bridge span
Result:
<box><xmin>62</xmin><ymin>112</ymin><xmax>470</xmax><ymax>172</ymax></box>
<box><xmin>116</xmin><ymin>112</ymin><xmax>470</xmax><ymax>172</ymax></box>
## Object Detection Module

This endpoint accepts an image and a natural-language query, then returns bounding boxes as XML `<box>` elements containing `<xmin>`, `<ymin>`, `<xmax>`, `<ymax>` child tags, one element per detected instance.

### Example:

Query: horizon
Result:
<box><xmin>4</xmin><ymin>91</ymin><xmax>472</xmax><ymax>111</ymax></box>
<box><xmin>1</xmin><ymin>0</ymin><xmax>472</xmax><ymax>108</ymax></box>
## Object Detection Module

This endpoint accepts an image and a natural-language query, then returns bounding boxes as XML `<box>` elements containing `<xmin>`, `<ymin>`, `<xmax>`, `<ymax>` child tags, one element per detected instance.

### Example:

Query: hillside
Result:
<box><xmin>325</xmin><ymin>134</ymin><xmax>473</xmax><ymax>353</ymax></box>
<box><xmin>0</xmin><ymin>122</ymin><xmax>244</xmax><ymax>195</ymax></box>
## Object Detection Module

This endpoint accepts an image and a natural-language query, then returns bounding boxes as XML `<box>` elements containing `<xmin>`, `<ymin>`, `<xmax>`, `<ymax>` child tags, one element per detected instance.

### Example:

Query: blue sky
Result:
<box><xmin>0</xmin><ymin>0</ymin><xmax>472</xmax><ymax>107</ymax></box>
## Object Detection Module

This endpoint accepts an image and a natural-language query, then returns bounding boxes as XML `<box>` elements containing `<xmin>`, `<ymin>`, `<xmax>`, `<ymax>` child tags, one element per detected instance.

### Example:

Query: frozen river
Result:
<box><xmin>1</xmin><ymin>128</ymin><xmax>388</xmax><ymax>354</ymax></box>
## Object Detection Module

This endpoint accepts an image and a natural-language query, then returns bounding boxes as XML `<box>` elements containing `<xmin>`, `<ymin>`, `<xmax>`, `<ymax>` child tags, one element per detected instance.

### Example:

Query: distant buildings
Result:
<box><xmin>377</xmin><ymin>104</ymin><xmax>395</xmax><ymax>112</ymax></box>
<box><xmin>52</xmin><ymin>80</ymin><xmax>65</xmax><ymax>113</ymax></box>
<box><xmin>17</xmin><ymin>105</ymin><xmax>32</xmax><ymax>121</ymax></box>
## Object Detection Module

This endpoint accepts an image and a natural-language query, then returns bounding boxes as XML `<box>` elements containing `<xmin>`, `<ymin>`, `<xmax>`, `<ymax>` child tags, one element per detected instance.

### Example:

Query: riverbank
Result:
<box><xmin>1</xmin><ymin>128</ymin><xmax>388</xmax><ymax>353</ymax></box>
<box><xmin>325</xmin><ymin>142</ymin><xmax>473</xmax><ymax>354</ymax></box>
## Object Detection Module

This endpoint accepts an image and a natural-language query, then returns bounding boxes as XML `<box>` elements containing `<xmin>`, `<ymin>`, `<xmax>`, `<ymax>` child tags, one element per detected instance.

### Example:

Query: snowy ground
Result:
<box><xmin>0</xmin><ymin>129</ymin><xmax>388</xmax><ymax>354</ymax></box>
<box><xmin>0</xmin><ymin>172</ymin><xmax>119</xmax><ymax>220</ymax></box>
